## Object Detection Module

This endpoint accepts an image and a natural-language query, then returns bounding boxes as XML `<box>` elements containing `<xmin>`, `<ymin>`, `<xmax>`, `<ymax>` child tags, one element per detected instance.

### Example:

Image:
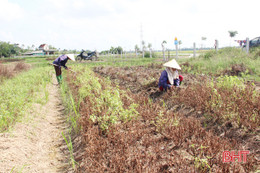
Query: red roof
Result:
<box><xmin>39</xmin><ymin>44</ymin><xmax>46</xmax><ymax>48</ymax></box>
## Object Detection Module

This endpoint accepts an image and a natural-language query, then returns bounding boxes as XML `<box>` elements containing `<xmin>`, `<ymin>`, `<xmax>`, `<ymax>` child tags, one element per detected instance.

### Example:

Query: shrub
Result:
<box><xmin>144</xmin><ymin>51</ymin><xmax>157</xmax><ymax>58</ymax></box>
<box><xmin>203</xmin><ymin>50</ymin><xmax>216</xmax><ymax>60</ymax></box>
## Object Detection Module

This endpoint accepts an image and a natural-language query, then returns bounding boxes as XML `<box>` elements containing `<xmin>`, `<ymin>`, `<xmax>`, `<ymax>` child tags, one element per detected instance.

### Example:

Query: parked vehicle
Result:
<box><xmin>243</xmin><ymin>37</ymin><xmax>260</xmax><ymax>48</ymax></box>
<box><xmin>76</xmin><ymin>50</ymin><xmax>97</xmax><ymax>62</ymax></box>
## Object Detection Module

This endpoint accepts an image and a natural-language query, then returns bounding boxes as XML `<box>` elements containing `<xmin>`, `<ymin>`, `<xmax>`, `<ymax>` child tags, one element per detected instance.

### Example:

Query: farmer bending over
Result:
<box><xmin>53</xmin><ymin>54</ymin><xmax>75</xmax><ymax>84</ymax></box>
<box><xmin>158</xmin><ymin>59</ymin><xmax>183</xmax><ymax>91</ymax></box>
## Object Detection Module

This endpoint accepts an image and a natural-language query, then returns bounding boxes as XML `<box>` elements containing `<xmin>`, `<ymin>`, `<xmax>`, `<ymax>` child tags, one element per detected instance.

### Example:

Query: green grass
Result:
<box><xmin>178</xmin><ymin>47</ymin><xmax>260</xmax><ymax>81</ymax></box>
<box><xmin>0</xmin><ymin>66</ymin><xmax>52</xmax><ymax>132</ymax></box>
<box><xmin>73</xmin><ymin>56</ymin><xmax>162</xmax><ymax>68</ymax></box>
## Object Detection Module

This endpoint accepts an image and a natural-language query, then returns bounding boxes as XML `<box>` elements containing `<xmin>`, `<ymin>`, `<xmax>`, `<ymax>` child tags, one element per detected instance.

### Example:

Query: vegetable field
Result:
<box><xmin>0</xmin><ymin>48</ymin><xmax>259</xmax><ymax>172</ymax></box>
<box><xmin>64</xmin><ymin>52</ymin><xmax>259</xmax><ymax>172</ymax></box>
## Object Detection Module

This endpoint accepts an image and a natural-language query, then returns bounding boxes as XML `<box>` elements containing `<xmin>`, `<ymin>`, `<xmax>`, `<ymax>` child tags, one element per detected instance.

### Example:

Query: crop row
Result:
<box><xmin>65</xmin><ymin>66</ymin><xmax>258</xmax><ymax>172</ymax></box>
<box><xmin>0</xmin><ymin>66</ymin><xmax>51</xmax><ymax>131</ymax></box>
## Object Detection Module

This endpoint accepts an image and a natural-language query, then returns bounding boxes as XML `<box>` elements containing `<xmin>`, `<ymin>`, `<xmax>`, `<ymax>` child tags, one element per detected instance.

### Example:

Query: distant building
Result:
<box><xmin>22</xmin><ymin>50</ymin><xmax>45</xmax><ymax>56</ymax></box>
<box><xmin>22</xmin><ymin>44</ymin><xmax>57</xmax><ymax>56</ymax></box>
<box><xmin>38</xmin><ymin>44</ymin><xmax>56</xmax><ymax>55</ymax></box>
<box><xmin>39</xmin><ymin>44</ymin><xmax>49</xmax><ymax>50</ymax></box>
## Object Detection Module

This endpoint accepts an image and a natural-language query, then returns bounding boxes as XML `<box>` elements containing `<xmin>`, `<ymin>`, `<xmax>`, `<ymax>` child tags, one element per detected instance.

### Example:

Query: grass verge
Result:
<box><xmin>0</xmin><ymin>66</ymin><xmax>51</xmax><ymax>132</ymax></box>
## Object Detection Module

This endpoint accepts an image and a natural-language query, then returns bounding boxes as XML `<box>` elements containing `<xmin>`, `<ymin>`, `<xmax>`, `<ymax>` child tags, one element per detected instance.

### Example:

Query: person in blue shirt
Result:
<box><xmin>158</xmin><ymin>59</ymin><xmax>183</xmax><ymax>91</ymax></box>
<box><xmin>52</xmin><ymin>54</ymin><xmax>75</xmax><ymax>84</ymax></box>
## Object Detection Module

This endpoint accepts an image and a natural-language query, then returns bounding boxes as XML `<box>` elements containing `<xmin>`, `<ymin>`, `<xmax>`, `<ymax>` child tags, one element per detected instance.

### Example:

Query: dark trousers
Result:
<box><xmin>54</xmin><ymin>66</ymin><xmax>61</xmax><ymax>76</ymax></box>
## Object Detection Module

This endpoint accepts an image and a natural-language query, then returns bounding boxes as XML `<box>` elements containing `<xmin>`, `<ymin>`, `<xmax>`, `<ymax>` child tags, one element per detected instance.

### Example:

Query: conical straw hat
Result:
<box><xmin>163</xmin><ymin>59</ymin><xmax>181</xmax><ymax>70</ymax></box>
<box><xmin>66</xmin><ymin>54</ymin><xmax>75</xmax><ymax>61</ymax></box>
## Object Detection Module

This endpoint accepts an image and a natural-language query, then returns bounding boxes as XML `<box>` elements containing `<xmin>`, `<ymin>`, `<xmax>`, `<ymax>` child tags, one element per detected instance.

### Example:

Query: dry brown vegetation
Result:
<box><xmin>0</xmin><ymin>62</ymin><xmax>31</xmax><ymax>81</ymax></box>
<box><xmin>65</xmin><ymin>65</ymin><xmax>259</xmax><ymax>172</ymax></box>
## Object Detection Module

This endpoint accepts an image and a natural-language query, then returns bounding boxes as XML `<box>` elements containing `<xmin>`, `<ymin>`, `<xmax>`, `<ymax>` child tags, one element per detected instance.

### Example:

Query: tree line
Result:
<box><xmin>0</xmin><ymin>41</ymin><xmax>21</xmax><ymax>57</ymax></box>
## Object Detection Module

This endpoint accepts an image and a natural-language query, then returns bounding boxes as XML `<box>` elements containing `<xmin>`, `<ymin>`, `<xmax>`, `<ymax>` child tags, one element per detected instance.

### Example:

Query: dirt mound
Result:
<box><xmin>0</xmin><ymin>62</ymin><xmax>31</xmax><ymax>81</ymax></box>
<box><xmin>223</xmin><ymin>63</ymin><xmax>253</xmax><ymax>76</ymax></box>
<box><xmin>180</xmin><ymin>62</ymin><xmax>191</xmax><ymax>67</ymax></box>
<box><xmin>13</xmin><ymin>62</ymin><xmax>31</xmax><ymax>72</ymax></box>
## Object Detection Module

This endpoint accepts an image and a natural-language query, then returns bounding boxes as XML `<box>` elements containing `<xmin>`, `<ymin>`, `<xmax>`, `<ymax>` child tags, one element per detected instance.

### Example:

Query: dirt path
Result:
<box><xmin>0</xmin><ymin>77</ymin><xmax>71</xmax><ymax>173</ymax></box>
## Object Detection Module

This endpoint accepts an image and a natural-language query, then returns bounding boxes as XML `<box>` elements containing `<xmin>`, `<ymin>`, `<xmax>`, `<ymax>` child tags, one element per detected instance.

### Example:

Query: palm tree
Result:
<box><xmin>161</xmin><ymin>40</ymin><xmax>167</xmax><ymax>61</ymax></box>
<box><xmin>148</xmin><ymin>43</ymin><xmax>152</xmax><ymax>58</ymax></box>
<box><xmin>228</xmin><ymin>31</ymin><xmax>238</xmax><ymax>47</ymax></box>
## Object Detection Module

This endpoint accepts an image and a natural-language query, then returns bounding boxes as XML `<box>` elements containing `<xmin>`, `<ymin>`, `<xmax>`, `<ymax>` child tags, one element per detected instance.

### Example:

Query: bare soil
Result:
<box><xmin>0</xmin><ymin>77</ymin><xmax>71</xmax><ymax>173</ymax></box>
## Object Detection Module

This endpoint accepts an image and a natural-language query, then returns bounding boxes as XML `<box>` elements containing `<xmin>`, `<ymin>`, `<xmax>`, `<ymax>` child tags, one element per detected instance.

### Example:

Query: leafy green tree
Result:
<box><xmin>116</xmin><ymin>46</ymin><xmax>123</xmax><ymax>54</ymax></box>
<box><xmin>0</xmin><ymin>41</ymin><xmax>20</xmax><ymax>57</ymax></box>
<box><xmin>109</xmin><ymin>46</ymin><xmax>123</xmax><ymax>54</ymax></box>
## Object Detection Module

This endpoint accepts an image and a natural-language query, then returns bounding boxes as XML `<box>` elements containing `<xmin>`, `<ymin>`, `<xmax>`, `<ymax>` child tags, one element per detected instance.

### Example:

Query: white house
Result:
<box><xmin>39</xmin><ymin>44</ymin><xmax>49</xmax><ymax>50</ymax></box>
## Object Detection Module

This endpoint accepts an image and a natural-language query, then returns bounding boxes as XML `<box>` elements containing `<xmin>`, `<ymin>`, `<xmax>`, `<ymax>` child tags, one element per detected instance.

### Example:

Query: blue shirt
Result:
<box><xmin>158</xmin><ymin>70</ymin><xmax>171</xmax><ymax>90</ymax></box>
<box><xmin>53</xmin><ymin>55</ymin><xmax>68</xmax><ymax>69</ymax></box>
<box><xmin>158</xmin><ymin>70</ymin><xmax>180</xmax><ymax>91</ymax></box>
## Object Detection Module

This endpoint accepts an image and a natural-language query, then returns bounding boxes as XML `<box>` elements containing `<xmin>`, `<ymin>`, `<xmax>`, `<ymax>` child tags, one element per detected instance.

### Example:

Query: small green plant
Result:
<box><xmin>62</xmin><ymin>132</ymin><xmax>77</xmax><ymax>169</ymax></box>
<box><xmin>190</xmin><ymin>144</ymin><xmax>211</xmax><ymax>172</ymax></box>
<box><xmin>216</xmin><ymin>75</ymin><xmax>245</xmax><ymax>90</ymax></box>
<box><xmin>152</xmin><ymin>111</ymin><xmax>179</xmax><ymax>133</ymax></box>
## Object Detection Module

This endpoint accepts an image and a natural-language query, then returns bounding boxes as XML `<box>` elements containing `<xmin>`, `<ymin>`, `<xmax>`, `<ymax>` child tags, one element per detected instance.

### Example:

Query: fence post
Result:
<box><xmin>246</xmin><ymin>37</ymin><xmax>249</xmax><ymax>54</ymax></box>
<box><xmin>193</xmin><ymin>43</ymin><xmax>196</xmax><ymax>57</ymax></box>
<box><xmin>215</xmin><ymin>40</ymin><xmax>219</xmax><ymax>52</ymax></box>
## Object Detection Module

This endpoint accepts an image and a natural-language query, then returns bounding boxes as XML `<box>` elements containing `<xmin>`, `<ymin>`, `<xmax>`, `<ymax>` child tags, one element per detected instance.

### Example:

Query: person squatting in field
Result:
<box><xmin>53</xmin><ymin>54</ymin><xmax>75</xmax><ymax>84</ymax></box>
<box><xmin>158</xmin><ymin>59</ymin><xmax>183</xmax><ymax>91</ymax></box>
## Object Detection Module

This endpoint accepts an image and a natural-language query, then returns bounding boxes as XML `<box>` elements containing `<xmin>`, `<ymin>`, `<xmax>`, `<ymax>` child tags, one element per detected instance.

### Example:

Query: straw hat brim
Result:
<box><xmin>66</xmin><ymin>54</ymin><xmax>75</xmax><ymax>61</ymax></box>
<box><xmin>163</xmin><ymin>59</ymin><xmax>181</xmax><ymax>70</ymax></box>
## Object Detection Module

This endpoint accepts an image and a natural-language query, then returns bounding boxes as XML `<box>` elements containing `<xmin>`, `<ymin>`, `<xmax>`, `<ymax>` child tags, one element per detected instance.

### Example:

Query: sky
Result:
<box><xmin>0</xmin><ymin>0</ymin><xmax>259</xmax><ymax>51</ymax></box>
